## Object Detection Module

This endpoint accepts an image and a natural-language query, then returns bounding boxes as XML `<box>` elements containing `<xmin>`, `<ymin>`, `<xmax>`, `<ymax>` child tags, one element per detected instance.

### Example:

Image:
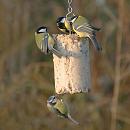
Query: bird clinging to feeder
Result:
<box><xmin>34</xmin><ymin>0</ymin><xmax>102</xmax><ymax>95</ymax></box>
<box><xmin>53</xmin><ymin>0</ymin><xmax>102</xmax><ymax>94</ymax></box>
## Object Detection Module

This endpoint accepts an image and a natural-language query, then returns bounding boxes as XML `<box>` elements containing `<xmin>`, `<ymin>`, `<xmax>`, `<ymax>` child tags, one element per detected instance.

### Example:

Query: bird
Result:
<box><xmin>47</xmin><ymin>95</ymin><xmax>79</xmax><ymax>125</ymax></box>
<box><xmin>69</xmin><ymin>15</ymin><xmax>102</xmax><ymax>51</ymax></box>
<box><xmin>35</xmin><ymin>26</ymin><xmax>62</xmax><ymax>58</ymax></box>
<box><xmin>56</xmin><ymin>16</ymin><xmax>75</xmax><ymax>34</ymax></box>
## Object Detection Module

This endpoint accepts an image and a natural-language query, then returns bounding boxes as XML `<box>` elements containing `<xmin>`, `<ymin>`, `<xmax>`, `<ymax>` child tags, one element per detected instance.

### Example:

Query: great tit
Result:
<box><xmin>35</xmin><ymin>26</ymin><xmax>62</xmax><ymax>58</ymax></box>
<box><xmin>56</xmin><ymin>16</ymin><xmax>75</xmax><ymax>34</ymax></box>
<box><xmin>47</xmin><ymin>95</ymin><xmax>79</xmax><ymax>125</ymax></box>
<box><xmin>70</xmin><ymin>15</ymin><xmax>102</xmax><ymax>51</ymax></box>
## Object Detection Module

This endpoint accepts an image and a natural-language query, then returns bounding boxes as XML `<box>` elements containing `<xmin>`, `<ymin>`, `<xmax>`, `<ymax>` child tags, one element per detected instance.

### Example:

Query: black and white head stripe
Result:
<box><xmin>56</xmin><ymin>17</ymin><xmax>66</xmax><ymax>29</ymax></box>
<box><xmin>36</xmin><ymin>26</ymin><xmax>47</xmax><ymax>33</ymax></box>
<box><xmin>56</xmin><ymin>17</ymin><xmax>65</xmax><ymax>24</ymax></box>
<box><xmin>70</xmin><ymin>15</ymin><xmax>78</xmax><ymax>23</ymax></box>
<box><xmin>47</xmin><ymin>95</ymin><xmax>57</xmax><ymax>104</ymax></box>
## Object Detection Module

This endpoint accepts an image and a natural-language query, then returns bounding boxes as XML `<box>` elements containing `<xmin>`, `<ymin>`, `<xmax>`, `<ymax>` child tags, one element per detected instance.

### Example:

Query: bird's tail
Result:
<box><xmin>68</xmin><ymin>114</ymin><xmax>79</xmax><ymax>125</ymax></box>
<box><xmin>89</xmin><ymin>35</ymin><xmax>102</xmax><ymax>51</ymax></box>
<box><xmin>51</xmin><ymin>47</ymin><xmax>62</xmax><ymax>58</ymax></box>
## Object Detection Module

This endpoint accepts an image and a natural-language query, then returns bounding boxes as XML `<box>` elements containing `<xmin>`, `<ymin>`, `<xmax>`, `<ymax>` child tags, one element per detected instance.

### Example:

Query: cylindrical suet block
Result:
<box><xmin>53</xmin><ymin>34</ymin><xmax>91</xmax><ymax>94</ymax></box>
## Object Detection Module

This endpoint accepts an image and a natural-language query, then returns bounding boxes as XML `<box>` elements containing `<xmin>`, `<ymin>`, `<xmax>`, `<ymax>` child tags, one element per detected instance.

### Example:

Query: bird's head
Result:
<box><xmin>56</xmin><ymin>17</ymin><xmax>66</xmax><ymax>29</ymax></box>
<box><xmin>47</xmin><ymin>95</ymin><xmax>57</xmax><ymax>105</ymax></box>
<box><xmin>36</xmin><ymin>26</ymin><xmax>47</xmax><ymax>34</ymax></box>
<box><xmin>70</xmin><ymin>15</ymin><xmax>78</xmax><ymax>23</ymax></box>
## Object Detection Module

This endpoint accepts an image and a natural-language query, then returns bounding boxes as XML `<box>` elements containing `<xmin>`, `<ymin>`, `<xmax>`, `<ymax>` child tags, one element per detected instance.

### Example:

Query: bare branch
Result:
<box><xmin>110</xmin><ymin>0</ymin><xmax>124</xmax><ymax>130</ymax></box>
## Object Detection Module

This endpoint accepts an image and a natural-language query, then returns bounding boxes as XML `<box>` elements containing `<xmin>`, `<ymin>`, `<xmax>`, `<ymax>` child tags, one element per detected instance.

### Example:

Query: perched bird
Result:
<box><xmin>47</xmin><ymin>95</ymin><xmax>79</xmax><ymax>125</ymax></box>
<box><xmin>70</xmin><ymin>15</ymin><xmax>102</xmax><ymax>51</ymax></box>
<box><xmin>56</xmin><ymin>16</ymin><xmax>75</xmax><ymax>34</ymax></box>
<box><xmin>35</xmin><ymin>26</ymin><xmax>62</xmax><ymax>58</ymax></box>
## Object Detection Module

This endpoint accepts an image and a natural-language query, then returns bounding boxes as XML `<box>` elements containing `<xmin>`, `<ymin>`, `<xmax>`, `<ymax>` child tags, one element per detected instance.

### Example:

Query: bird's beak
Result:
<box><xmin>57</xmin><ymin>23</ymin><xmax>60</xmax><ymax>27</ymax></box>
<box><xmin>47</xmin><ymin>100</ymin><xmax>50</xmax><ymax>103</ymax></box>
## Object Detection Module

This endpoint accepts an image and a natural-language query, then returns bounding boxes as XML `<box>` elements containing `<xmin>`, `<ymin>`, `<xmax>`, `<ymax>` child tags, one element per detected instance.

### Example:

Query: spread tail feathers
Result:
<box><xmin>89</xmin><ymin>35</ymin><xmax>102</xmax><ymax>51</ymax></box>
<box><xmin>68</xmin><ymin>114</ymin><xmax>79</xmax><ymax>125</ymax></box>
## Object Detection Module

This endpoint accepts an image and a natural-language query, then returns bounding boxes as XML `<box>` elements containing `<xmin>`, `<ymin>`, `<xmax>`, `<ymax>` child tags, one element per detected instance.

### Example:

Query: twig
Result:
<box><xmin>110</xmin><ymin>0</ymin><xmax>124</xmax><ymax>130</ymax></box>
<box><xmin>117</xmin><ymin>115</ymin><xmax>130</xmax><ymax>125</ymax></box>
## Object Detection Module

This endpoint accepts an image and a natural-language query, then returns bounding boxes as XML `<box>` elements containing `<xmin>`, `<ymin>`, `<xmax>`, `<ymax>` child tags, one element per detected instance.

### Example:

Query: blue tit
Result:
<box><xmin>35</xmin><ymin>26</ymin><xmax>62</xmax><ymax>58</ymax></box>
<box><xmin>47</xmin><ymin>95</ymin><xmax>79</xmax><ymax>125</ymax></box>
<box><xmin>70</xmin><ymin>15</ymin><xmax>102</xmax><ymax>51</ymax></box>
<box><xmin>56</xmin><ymin>16</ymin><xmax>75</xmax><ymax>34</ymax></box>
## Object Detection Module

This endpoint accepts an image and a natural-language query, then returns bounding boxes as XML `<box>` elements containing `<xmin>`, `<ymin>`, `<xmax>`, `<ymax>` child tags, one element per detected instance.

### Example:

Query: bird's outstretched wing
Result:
<box><xmin>74</xmin><ymin>22</ymin><xmax>100</xmax><ymax>34</ymax></box>
<box><xmin>41</xmin><ymin>34</ymin><xmax>48</xmax><ymax>54</ymax></box>
<box><xmin>73</xmin><ymin>23</ymin><xmax>102</xmax><ymax>51</ymax></box>
<box><xmin>84</xmin><ymin>23</ymin><xmax>100</xmax><ymax>31</ymax></box>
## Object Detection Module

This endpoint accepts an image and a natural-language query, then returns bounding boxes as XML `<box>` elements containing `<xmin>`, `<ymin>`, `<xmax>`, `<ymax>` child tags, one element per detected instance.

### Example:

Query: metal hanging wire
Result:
<box><xmin>66</xmin><ymin>0</ymin><xmax>75</xmax><ymax>20</ymax></box>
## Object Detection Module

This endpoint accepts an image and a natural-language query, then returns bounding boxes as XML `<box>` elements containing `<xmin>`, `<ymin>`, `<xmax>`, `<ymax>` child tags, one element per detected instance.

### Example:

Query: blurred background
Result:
<box><xmin>0</xmin><ymin>0</ymin><xmax>130</xmax><ymax>130</ymax></box>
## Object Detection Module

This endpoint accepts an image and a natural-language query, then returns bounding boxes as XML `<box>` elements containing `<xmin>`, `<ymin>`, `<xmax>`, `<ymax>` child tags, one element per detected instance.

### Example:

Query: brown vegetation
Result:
<box><xmin>0</xmin><ymin>0</ymin><xmax>130</xmax><ymax>130</ymax></box>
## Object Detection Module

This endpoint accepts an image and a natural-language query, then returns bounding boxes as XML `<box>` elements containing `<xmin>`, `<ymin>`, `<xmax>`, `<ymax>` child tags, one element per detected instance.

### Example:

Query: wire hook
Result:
<box><xmin>66</xmin><ymin>0</ymin><xmax>75</xmax><ymax>20</ymax></box>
